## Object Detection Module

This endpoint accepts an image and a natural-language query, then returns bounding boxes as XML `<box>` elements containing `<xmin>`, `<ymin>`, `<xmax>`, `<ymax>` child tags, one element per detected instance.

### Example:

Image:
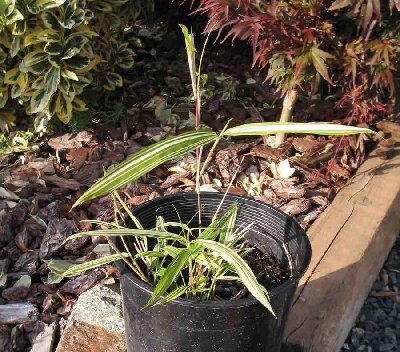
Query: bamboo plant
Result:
<box><xmin>47</xmin><ymin>26</ymin><xmax>376</xmax><ymax>315</ymax></box>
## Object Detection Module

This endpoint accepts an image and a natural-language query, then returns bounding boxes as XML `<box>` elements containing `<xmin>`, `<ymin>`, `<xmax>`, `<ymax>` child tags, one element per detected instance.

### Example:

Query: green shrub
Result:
<box><xmin>0</xmin><ymin>0</ymin><xmax>149</xmax><ymax>131</ymax></box>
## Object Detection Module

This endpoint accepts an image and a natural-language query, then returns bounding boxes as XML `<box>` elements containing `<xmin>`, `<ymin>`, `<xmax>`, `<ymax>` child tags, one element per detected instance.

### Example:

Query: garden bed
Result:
<box><xmin>0</xmin><ymin>20</ymin><xmax>399</xmax><ymax>351</ymax></box>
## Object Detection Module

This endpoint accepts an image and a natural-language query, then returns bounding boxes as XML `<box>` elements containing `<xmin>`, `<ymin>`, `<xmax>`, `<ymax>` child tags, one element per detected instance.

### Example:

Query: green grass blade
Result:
<box><xmin>153</xmin><ymin>285</ymin><xmax>189</xmax><ymax>306</ymax></box>
<box><xmin>219</xmin><ymin>202</ymin><xmax>238</xmax><ymax>244</ymax></box>
<box><xmin>113</xmin><ymin>191</ymin><xmax>143</xmax><ymax>229</ymax></box>
<box><xmin>80</xmin><ymin>220</ymin><xmax>120</xmax><ymax>228</ymax></box>
<box><xmin>198</xmin><ymin>203</ymin><xmax>238</xmax><ymax>241</ymax></box>
<box><xmin>134</xmin><ymin>251</ymin><xmax>165</xmax><ymax>259</ymax></box>
<box><xmin>224</xmin><ymin>122</ymin><xmax>377</xmax><ymax>137</ymax></box>
<box><xmin>73</xmin><ymin>128</ymin><xmax>217</xmax><ymax>207</ymax></box>
<box><xmin>63</xmin><ymin>229</ymin><xmax>186</xmax><ymax>245</ymax></box>
<box><xmin>194</xmin><ymin>239</ymin><xmax>275</xmax><ymax>315</ymax></box>
<box><xmin>146</xmin><ymin>248</ymin><xmax>192</xmax><ymax>307</ymax></box>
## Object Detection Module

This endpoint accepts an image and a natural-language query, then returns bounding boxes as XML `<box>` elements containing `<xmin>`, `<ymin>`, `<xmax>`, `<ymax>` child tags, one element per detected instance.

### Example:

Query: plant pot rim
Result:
<box><xmin>116</xmin><ymin>191</ymin><xmax>312</xmax><ymax>309</ymax></box>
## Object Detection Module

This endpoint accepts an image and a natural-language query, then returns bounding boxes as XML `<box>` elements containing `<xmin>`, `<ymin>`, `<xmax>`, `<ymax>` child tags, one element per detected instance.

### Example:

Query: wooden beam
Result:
<box><xmin>284</xmin><ymin>148</ymin><xmax>400</xmax><ymax>351</ymax></box>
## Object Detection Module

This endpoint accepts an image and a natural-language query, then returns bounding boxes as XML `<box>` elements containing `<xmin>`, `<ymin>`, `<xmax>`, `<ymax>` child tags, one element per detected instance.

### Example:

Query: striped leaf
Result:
<box><xmin>63</xmin><ymin>229</ymin><xmax>186</xmax><ymax>245</ymax></box>
<box><xmin>46</xmin><ymin>253</ymin><xmax>130</xmax><ymax>284</ymax></box>
<box><xmin>194</xmin><ymin>239</ymin><xmax>275</xmax><ymax>315</ymax></box>
<box><xmin>146</xmin><ymin>248</ymin><xmax>192</xmax><ymax>307</ymax></box>
<box><xmin>223</xmin><ymin>122</ymin><xmax>376</xmax><ymax>137</ymax></box>
<box><xmin>73</xmin><ymin>128</ymin><xmax>217</xmax><ymax>207</ymax></box>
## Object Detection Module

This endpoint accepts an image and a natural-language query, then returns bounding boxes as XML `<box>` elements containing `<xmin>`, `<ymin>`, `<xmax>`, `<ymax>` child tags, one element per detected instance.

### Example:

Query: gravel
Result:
<box><xmin>341</xmin><ymin>235</ymin><xmax>400</xmax><ymax>352</ymax></box>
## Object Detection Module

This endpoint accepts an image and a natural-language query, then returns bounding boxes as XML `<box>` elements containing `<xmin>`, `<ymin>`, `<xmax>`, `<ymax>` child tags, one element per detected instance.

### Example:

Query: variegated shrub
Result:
<box><xmin>0</xmin><ymin>0</ymin><xmax>147</xmax><ymax>130</ymax></box>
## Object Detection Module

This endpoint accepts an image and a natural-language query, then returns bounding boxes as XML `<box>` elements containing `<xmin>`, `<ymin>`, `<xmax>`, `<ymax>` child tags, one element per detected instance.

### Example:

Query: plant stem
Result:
<box><xmin>275</xmin><ymin>89</ymin><xmax>299</xmax><ymax>147</ymax></box>
<box><xmin>199</xmin><ymin>119</ymin><xmax>231</xmax><ymax>177</ymax></box>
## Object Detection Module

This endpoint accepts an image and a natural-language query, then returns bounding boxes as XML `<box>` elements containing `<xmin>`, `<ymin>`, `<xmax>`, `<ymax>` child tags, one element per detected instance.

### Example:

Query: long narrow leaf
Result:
<box><xmin>198</xmin><ymin>203</ymin><xmax>238</xmax><ymax>241</ymax></box>
<box><xmin>219</xmin><ymin>203</ymin><xmax>238</xmax><ymax>244</ymax></box>
<box><xmin>146</xmin><ymin>248</ymin><xmax>192</xmax><ymax>307</ymax></box>
<box><xmin>224</xmin><ymin>122</ymin><xmax>376</xmax><ymax>137</ymax></box>
<box><xmin>153</xmin><ymin>285</ymin><xmax>189</xmax><ymax>306</ymax></box>
<box><xmin>73</xmin><ymin>128</ymin><xmax>217</xmax><ymax>207</ymax></box>
<box><xmin>46</xmin><ymin>253</ymin><xmax>131</xmax><ymax>283</ymax></box>
<box><xmin>194</xmin><ymin>239</ymin><xmax>275</xmax><ymax>315</ymax></box>
<box><xmin>63</xmin><ymin>229</ymin><xmax>186</xmax><ymax>245</ymax></box>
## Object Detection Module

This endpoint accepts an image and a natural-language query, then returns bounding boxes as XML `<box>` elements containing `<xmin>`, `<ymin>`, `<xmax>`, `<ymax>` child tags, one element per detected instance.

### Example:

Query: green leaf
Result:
<box><xmin>73</xmin><ymin>128</ymin><xmax>217</xmax><ymax>207</ymax></box>
<box><xmin>65</xmin><ymin>56</ymin><xmax>90</xmax><ymax>69</ymax></box>
<box><xmin>106</xmin><ymin>72</ymin><xmax>123</xmax><ymax>88</ymax></box>
<box><xmin>219</xmin><ymin>203</ymin><xmax>238</xmax><ymax>244</ymax></box>
<box><xmin>224</xmin><ymin>122</ymin><xmax>377</xmax><ymax>137</ymax></box>
<box><xmin>179</xmin><ymin>24</ymin><xmax>196</xmax><ymax>53</ymax></box>
<box><xmin>310</xmin><ymin>47</ymin><xmax>335</xmax><ymax>84</ymax></box>
<box><xmin>6</xmin><ymin>8</ymin><xmax>23</xmax><ymax>25</ymax></box>
<box><xmin>41</xmin><ymin>11</ymin><xmax>61</xmax><ymax>30</ymax></box>
<box><xmin>63</xmin><ymin>229</ymin><xmax>186</xmax><ymax>245</ymax></box>
<box><xmin>4</xmin><ymin>67</ymin><xmax>20</xmax><ymax>84</ymax></box>
<box><xmin>147</xmin><ymin>248</ymin><xmax>192</xmax><ymax>307</ymax></box>
<box><xmin>199</xmin><ymin>203</ymin><xmax>238</xmax><ymax>241</ymax></box>
<box><xmin>0</xmin><ymin>0</ymin><xmax>15</xmax><ymax>17</ymax></box>
<box><xmin>29</xmin><ymin>60</ymin><xmax>50</xmax><ymax>75</ymax></box>
<box><xmin>153</xmin><ymin>285</ymin><xmax>188</xmax><ymax>306</ymax></box>
<box><xmin>10</xmin><ymin>36</ymin><xmax>23</xmax><ymax>57</ymax></box>
<box><xmin>61</xmin><ymin>69</ymin><xmax>78</xmax><ymax>81</ymax></box>
<box><xmin>30</xmin><ymin>89</ymin><xmax>51</xmax><ymax>113</ymax></box>
<box><xmin>28</xmin><ymin>0</ymin><xmax>66</xmax><ymax>14</ymax></box>
<box><xmin>44</xmin><ymin>66</ymin><xmax>60</xmax><ymax>95</ymax></box>
<box><xmin>12</xmin><ymin>19</ymin><xmax>26</xmax><ymax>35</ymax></box>
<box><xmin>44</xmin><ymin>42</ymin><xmax>63</xmax><ymax>55</ymax></box>
<box><xmin>23</xmin><ymin>50</ymin><xmax>48</xmax><ymax>67</ymax></box>
<box><xmin>63</xmin><ymin>35</ymin><xmax>87</xmax><ymax>59</ymax></box>
<box><xmin>194</xmin><ymin>239</ymin><xmax>274</xmax><ymax>315</ymax></box>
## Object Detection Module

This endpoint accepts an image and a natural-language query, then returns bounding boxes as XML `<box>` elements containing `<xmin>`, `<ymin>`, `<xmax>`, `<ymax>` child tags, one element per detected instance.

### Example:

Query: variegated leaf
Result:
<box><xmin>224</xmin><ymin>122</ymin><xmax>376</xmax><ymax>137</ymax></box>
<box><xmin>73</xmin><ymin>128</ymin><xmax>217</xmax><ymax>207</ymax></box>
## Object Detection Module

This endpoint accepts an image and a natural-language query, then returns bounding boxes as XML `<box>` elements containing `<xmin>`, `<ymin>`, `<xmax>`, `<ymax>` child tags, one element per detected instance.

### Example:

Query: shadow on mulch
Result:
<box><xmin>281</xmin><ymin>343</ymin><xmax>306</xmax><ymax>352</ymax></box>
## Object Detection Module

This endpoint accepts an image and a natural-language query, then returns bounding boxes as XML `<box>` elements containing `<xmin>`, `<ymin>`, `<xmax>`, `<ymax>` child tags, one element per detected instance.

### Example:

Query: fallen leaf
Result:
<box><xmin>48</xmin><ymin>131</ymin><xmax>93</xmax><ymax>150</ymax></box>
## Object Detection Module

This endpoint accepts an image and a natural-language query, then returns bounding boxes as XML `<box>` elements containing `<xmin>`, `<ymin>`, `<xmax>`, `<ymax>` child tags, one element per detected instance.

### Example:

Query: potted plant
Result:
<box><xmin>47</xmin><ymin>27</ymin><xmax>375</xmax><ymax>352</ymax></box>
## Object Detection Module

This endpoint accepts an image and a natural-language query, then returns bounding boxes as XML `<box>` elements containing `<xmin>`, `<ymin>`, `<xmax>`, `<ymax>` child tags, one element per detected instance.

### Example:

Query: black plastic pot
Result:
<box><xmin>116</xmin><ymin>192</ymin><xmax>311</xmax><ymax>352</ymax></box>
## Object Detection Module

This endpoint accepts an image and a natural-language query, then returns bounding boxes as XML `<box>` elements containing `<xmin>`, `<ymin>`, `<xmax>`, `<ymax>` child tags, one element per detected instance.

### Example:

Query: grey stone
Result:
<box><xmin>56</xmin><ymin>285</ymin><xmax>125</xmax><ymax>352</ymax></box>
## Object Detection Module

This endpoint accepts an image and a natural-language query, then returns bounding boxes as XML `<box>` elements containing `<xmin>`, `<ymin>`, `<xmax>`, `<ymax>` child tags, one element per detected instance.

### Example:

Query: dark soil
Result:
<box><xmin>246</xmin><ymin>248</ymin><xmax>290</xmax><ymax>290</ymax></box>
<box><xmin>200</xmin><ymin>247</ymin><xmax>290</xmax><ymax>301</ymax></box>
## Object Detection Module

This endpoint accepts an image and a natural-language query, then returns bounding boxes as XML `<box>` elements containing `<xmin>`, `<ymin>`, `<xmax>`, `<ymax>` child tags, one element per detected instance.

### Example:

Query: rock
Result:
<box><xmin>30</xmin><ymin>322</ymin><xmax>57</xmax><ymax>352</ymax></box>
<box><xmin>56</xmin><ymin>285</ymin><xmax>125</xmax><ymax>352</ymax></box>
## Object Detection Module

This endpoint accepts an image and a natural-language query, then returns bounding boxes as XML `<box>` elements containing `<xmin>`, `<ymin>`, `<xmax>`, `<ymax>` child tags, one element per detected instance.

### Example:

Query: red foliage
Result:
<box><xmin>187</xmin><ymin>0</ymin><xmax>328</xmax><ymax>68</ymax></box>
